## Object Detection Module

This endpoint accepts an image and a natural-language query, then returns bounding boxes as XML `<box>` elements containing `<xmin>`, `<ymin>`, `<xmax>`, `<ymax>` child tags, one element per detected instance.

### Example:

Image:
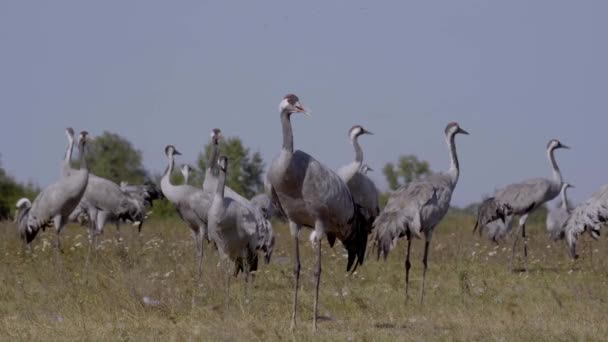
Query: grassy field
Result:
<box><xmin>1</xmin><ymin>214</ymin><xmax>607</xmax><ymax>341</ymax></box>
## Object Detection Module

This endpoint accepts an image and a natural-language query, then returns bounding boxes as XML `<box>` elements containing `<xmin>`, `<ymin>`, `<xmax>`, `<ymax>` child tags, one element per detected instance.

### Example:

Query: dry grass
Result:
<box><xmin>1</xmin><ymin>214</ymin><xmax>607</xmax><ymax>341</ymax></box>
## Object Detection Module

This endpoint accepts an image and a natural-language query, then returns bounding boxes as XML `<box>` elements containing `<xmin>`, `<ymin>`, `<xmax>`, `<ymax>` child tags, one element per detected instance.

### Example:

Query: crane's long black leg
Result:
<box><xmin>519</xmin><ymin>214</ymin><xmax>530</xmax><ymax>272</ymax></box>
<box><xmin>192</xmin><ymin>226</ymin><xmax>205</xmax><ymax>307</ymax></box>
<box><xmin>510</xmin><ymin>223</ymin><xmax>522</xmax><ymax>272</ymax></box>
<box><xmin>312</xmin><ymin>221</ymin><xmax>324</xmax><ymax>333</ymax></box>
<box><xmin>420</xmin><ymin>239</ymin><xmax>430</xmax><ymax>306</ymax></box>
<box><xmin>223</xmin><ymin>259</ymin><xmax>231</xmax><ymax>319</ymax></box>
<box><xmin>289</xmin><ymin>221</ymin><xmax>301</xmax><ymax>331</ymax></box>
<box><xmin>405</xmin><ymin>231</ymin><xmax>412</xmax><ymax>301</ymax></box>
<box><xmin>244</xmin><ymin>263</ymin><xmax>250</xmax><ymax>305</ymax></box>
<box><xmin>522</xmin><ymin>223</ymin><xmax>529</xmax><ymax>272</ymax></box>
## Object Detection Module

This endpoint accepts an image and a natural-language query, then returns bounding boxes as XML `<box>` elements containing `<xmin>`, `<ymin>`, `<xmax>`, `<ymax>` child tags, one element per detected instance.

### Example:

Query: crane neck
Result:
<box><xmin>208</xmin><ymin>140</ymin><xmax>220</xmax><ymax>177</ymax></box>
<box><xmin>560</xmin><ymin>187</ymin><xmax>569</xmax><ymax>210</ymax></box>
<box><xmin>64</xmin><ymin>138</ymin><xmax>74</xmax><ymax>166</ymax></box>
<box><xmin>547</xmin><ymin>146</ymin><xmax>562</xmax><ymax>185</ymax></box>
<box><xmin>352</xmin><ymin>134</ymin><xmax>364</xmax><ymax>165</ymax></box>
<box><xmin>281</xmin><ymin>111</ymin><xmax>294</xmax><ymax>153</ymax></box>
<box><xmin>78</xmin><ymin>140</ymin><xmax>88</xmax><ymax>171</ymax></box>
<box><xmin>162</xmin><ymin>153</ymin><xmax>175</xmax><ymax>186</ymax></box>
<box><xmin>446</xmin><ymin>131</ymin><xmax>459</xmax><ymax>184</ymax></box>
<box><xmin>182</xmin><ymin>169</ymin><xmax>189</xmax><ymax>184</ymax></box>
<box><xmin>216</xmin><ymin>168</ymin><xmax>226</xmax><ymax>198</ymax></box>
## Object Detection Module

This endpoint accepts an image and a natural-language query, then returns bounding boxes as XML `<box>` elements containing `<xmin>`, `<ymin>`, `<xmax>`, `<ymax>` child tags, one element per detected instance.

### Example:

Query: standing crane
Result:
<box><xmin>207</xmin><ymin>156</ymin><xmax>263</xmax><ymax>307</ymax></box>
<box><xmin>338</xmin><ymin>125</ymin><xmax>380</xmax><ymax>226</ymax></box>
<box><xmin>62</xmin><ymin>128</ymin><xmax>158</xmax><ymax>241</ymax></box>
<box><xmin>267</xmin><ymin>94</ymin><xmax>370</xmax><ymax>331</ymax></box>
<box><xmin>21</xmin><ymin>131</ymin><xmax>90</xmax><ymax>251</ymax></box>
<box><xmin>563</xmin><ymin>184</ymin><xmax>608</xmax><ymax>259</ymax></box>
<box><xmin>546</xmin><ymin>183</ymin><xmax>574</xmax><ymax>241</ymax></box>
<box><xmin>160</xmin><ymin>145</ymin><xmax>212</xmax><ymax>290</ymax></box>
<box><xmin>474</xmin><ymin>139</ymin><xmax>569</xmax><ymax>270</ymax></box>
<box><xmin>374</xmin><ymin>122</ymin><xmax>469</xmax><ymax>304</ymax></box>
<box><xmin>202</xmin><ymin>128</ymin><xmax>274</xmax><ymax>264</ymax></box>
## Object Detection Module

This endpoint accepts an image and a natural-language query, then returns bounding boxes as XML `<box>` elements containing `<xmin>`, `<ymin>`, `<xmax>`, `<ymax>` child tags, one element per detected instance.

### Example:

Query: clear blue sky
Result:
<box><xmin>1</xmin><ymin>1</ymin><xmax>606</xmax><ymax>207</ymax></box>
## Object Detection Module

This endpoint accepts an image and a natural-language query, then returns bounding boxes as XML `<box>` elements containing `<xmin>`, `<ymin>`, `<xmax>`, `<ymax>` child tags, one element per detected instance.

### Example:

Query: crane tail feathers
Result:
<box><xmin>344</xmin><ymin>204</ymin><xmax>370</xmax><ymax>273</ymax></box>
<box><xmin>373</xmin><ymin>211</ymin><xmax>409</xmax><ymax>261</ymax></box>
<box><xmin>327</xmin><ymin>233</ymin><xmax>336</xmax><ymax>248</ymax></box>
<box><xmin>474</xmin><ymin>197</ymin><xmax>512</xmax><ymax>237</ymax></box>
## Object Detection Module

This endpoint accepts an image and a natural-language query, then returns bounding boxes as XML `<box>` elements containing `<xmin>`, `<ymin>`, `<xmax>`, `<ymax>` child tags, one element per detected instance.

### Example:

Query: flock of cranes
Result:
<box><xmin>11</xmin><ymin>93</ymin><xmax>608</xmax><ymax>332</ymax></box>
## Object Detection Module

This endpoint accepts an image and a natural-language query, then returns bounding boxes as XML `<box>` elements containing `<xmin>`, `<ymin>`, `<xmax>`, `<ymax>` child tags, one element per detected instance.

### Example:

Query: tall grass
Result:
<box><xmin>0</xmin><ymin>214</ymin><xmax>606</xmax><ymax>341</ymax></box>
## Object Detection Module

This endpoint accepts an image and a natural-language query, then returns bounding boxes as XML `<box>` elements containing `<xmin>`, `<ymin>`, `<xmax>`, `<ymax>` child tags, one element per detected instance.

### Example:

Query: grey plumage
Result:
<box><xmin>338</xmin><ymin>125</ymin><xmax>380</xmax><ymax>226</ymax></box>
<box><xmin>15</xmin><ymin>198</ymin><xmax>33</xmax><ymax>243</ymax></box>
<box><xmin>60</xmin><ymin>127</ymin><xmax>75</xmax><ymax>178</ymax></box>
<box><xmin>485</xmin><ymin>216</ymin><xmax>514</xmax><ymax>243</ymax></box>
<box><xmin>181</xmin><ymin>164</ymin><xmax>194</xmax><ymax>185</ymax></box>
<box><xmin>23</xmin><ymin>131</ymin><xmax>90</xmax><ymax>248</ymax></box>
<box><xmin>120</xmin><ymin>180</ymin><xmax>164</xmax><ymax>211</ymax></box>
<box><xmin>160</xmin><ymin>145</ymin><xmax>213</xmax><ymax>293</ymax></box>
<box><xmin>250</xmin><ymin>193</ymin><xmax>276</xmax><ymax>220</ymax></box>
<box><xmin>563</xmin><ymin>184</ymin><xmax>608</xmax><ymax>259</ymax></box>
<box><xmin>546</xmin><ymin>183</ymin><xmax>573</xmax><ymax>241</ymax></box>
<box><xmin>473</xmin><ymin>139</ymin><xmax>569</xmax><ymax>270</ymax></box>
<box><xmin>374</xmin><ymin>122</ymin><xmax>468</xmax><ymax>304</ymax></box>
<box><xmin>72</xmin><ymin>179</ymin><xmax>162</xmax><ymax>234</ymax></box>
<box><xmin>202</xmin><ymin>128</ymin><xmax>274</xmax><ymax>263</ymax></box>
<box><xmin>267</xmin><ymin>94</ymin><xmax>370</xmax><ymax>331</ymax></box>
<box><xmin>62</xmin><ymin>129</ymin><xmax>158</xmax><ymax>237</ymax></box>
<box><xmin>208</xmin><ymin>156</ymin><xmax>262</xmax><ymax>305</ymax></box>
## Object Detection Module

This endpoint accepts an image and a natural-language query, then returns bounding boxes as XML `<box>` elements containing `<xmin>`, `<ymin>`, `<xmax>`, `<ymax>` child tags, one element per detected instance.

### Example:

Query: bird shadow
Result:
<box><xmin>511</xmin><ymin>266</ymin><xmax>565</xmax><ymax>274</ymax></box>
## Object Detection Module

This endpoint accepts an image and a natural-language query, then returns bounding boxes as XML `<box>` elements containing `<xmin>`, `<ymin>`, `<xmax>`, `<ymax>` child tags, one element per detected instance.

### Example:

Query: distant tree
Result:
<box><xmin>197</xmin><ymin>136</ymin><xmax>264</xmax><ymax>198</ymax></box>
<box><xmin>85</xmin><ymin>131</ymin><xmax>147</xmax><ymax>184</ymax></box>
<box><xmin>0</xmin><ymin>158</ymin><xmax>38</xmax><ymax>220</ymax></box>
<box><xmin>382</xmin><ymin>154</ymin><xmax>431</xmax><ymax>190</ymax></box>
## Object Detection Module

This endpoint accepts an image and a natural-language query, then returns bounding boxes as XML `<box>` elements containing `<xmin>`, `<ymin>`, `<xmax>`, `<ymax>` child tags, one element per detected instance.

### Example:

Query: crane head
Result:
<box><xmin>164</xmin><ymin>145</ymin><xmax>182</xmax><ymax>157</ymax></box>
<box><xmin>445</xmin><ymin>122</ymin><xmax>469</xmax><ymax>136</ymax></box>
<box><xmin>65</xmin><ymin>127</ymin><xmax>75</xmax><ymax>139</ymax></box>
<box><xmin>78</xmin><ymin>131</ymin><xmax>89</xmax><ymax>145</ymax></box>
<box><xmin>218</xmin><ymin>155</ymin><xmax>228</xmax><ymax>172</ymax></box>
<box><xmin>349</xmin><ymin>125</ymin><xmax>373</xmax><ymax>139</ymax></box>
<box><xmin>547</xmin><ymin>139</ymin><xmax>570</xmax><ymax>150</ymax></box>
<box><xmin>279</xmin><ymin>94</ymin><xmax>309</xmax><ymax>116</ymax></box>
<box><xmin>360</xmin><ymin>164</ymin><xmax>373</xmax><ymax>174</ymax></box>
<box><xmin>210</xmin><ymin>128</ymin><xmax>223</xmax><ymax>145</ymax></box>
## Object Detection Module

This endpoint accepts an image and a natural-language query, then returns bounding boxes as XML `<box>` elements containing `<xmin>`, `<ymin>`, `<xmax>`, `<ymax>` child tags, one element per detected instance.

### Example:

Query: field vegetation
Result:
<box><xmin>1</xmin><ymin>213</ymin><xmax>607</xmax><ymax>341</ymax></box>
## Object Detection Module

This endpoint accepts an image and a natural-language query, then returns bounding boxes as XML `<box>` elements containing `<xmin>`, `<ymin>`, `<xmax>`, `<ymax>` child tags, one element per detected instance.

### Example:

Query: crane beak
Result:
<box><xmin>363</xmin><ymin>129</ymin><xmax>374</xmax><ymax>135</ymax></box>
<box><xmin>560</xmin><ymin>144</ymin><xmax>570</xmax><ymax>149</ymax></box>
<box><xmin>174</xmin><ymin>149</ymin><xmax>182</xmax><ymax>156</ymax></box>
<box><xmin>367</xmin><ymin>166</ymin><xmax>374</xmax><ymax>172</ymax></box>
<box><xmin>295</xmin><ymin>102</ymin><xmax>311</xmax><ymax>116</ymax></box>
<box><xmin>458</xmin><ymin>128</ymin><xmax>470</xmax><ymax>135</ymax></box>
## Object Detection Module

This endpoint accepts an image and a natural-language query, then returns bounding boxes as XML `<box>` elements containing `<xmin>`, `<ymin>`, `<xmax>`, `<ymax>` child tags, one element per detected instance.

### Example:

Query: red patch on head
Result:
<box><xmin>284</xmin><ymin>94</ymin><xmax>299</xmax><ymax>105</ymax></box>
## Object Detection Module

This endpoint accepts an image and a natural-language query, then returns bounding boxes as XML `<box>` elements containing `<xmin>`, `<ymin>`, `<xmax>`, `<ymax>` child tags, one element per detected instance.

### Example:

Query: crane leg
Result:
<box><xmin>224</xmin><ymin>259</ymin><xmax>231</xmax><ymax>319</ymax></box>
<box><xmin>53</xmin><ymin>216</ymin><xmax>64</xmax><ymax>271</ymax></box>
<box><xmin>522</xmin><ymin>223</ymin><xmax>529</xmax><ymax>272</ymax></box>
<box><xmin>289</xmin><ymin>221</ymin><xmax>301</xmax><ymax>331</ymax></box>
<box><xmin>115</xmin><ymin>222</ymin><xmax>122</xmax><ymax>243</ymax></box>
<box><xmin>510</xmin><ymin>224</ymin><xmax>522</xmax><ymax>272</ymax></box>
<box><xmin>312</xmin><ymin>220</ymin><xmax>325</xmax><ymax>333</ymax></box>
<box><xmin>420</xmin><ymin>239</ymin><xmax>430</xmax><ymax>306</ymax></box>
<box><xmin>404</xmin><ymin>231</ymin><xmax>412</xmax><ymax>301</ymax></box>
<box><xmin>193</xmin><ymin>226</ymin><xmax>205</xmax><ymax>306</ymax></box>
<box><xmin>244</xmin><ymin>265</ymin><xmax>250</xmax><ymax>305</ymax></box>
<box><xmin>85</xmin><ymin>211</ymin><xmax>98</xmax><ymax>269</ymax></box>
